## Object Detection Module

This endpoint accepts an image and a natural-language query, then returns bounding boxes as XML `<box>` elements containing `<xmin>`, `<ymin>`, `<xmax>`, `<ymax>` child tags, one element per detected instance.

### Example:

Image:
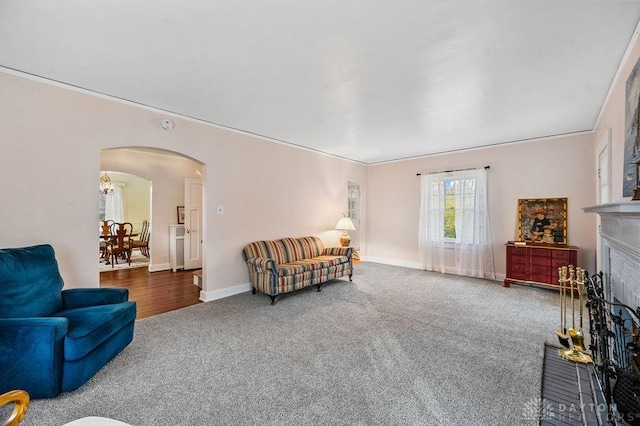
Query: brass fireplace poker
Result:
<box><xmin>556</xmin><ymin>266</ymin><xmax>570</xmax><ymax>348</ymax></box>
<box><xmin>558</xmin><ymin>265</ymin><xmax>592</xmax><ymax>364</ymax></box>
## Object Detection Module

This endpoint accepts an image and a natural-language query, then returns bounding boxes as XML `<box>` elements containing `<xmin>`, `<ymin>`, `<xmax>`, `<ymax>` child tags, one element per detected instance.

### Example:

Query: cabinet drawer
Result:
<box><xmin>529</xmin><ymin>247</ymin><xmax>551</xmax><ymax>258</ymax></box>
<box><xmin>509</xmin><ymin>263</ymin><xmax>527</xmax><ymax>273</ymax></box>
<box><xmin>530</xmin><ymin>257</ymin><xmax>551</xmax><ymax>267</ymax></box>
<box><xmin>551</xmin><ymin>259</ymin><xmax>572</xmax><ymax>268</ymax></box>
<box><xmin>552</xmin><ymin>250</ymin><xmax>572</xmax><ymax>260</ymax></box>
<box><xmin>510</xmin><ymin>255</ymin><xmax>527</xmax><ymax>264</ymax></box>
<box><xmin>531</xmin><ymin>264</ymin><xmax>550</xmax><ymax>275</ymax></box>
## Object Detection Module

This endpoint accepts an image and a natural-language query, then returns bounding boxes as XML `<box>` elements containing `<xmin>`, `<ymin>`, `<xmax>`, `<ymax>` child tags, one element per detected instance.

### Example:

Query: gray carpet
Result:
<box><xmin>19</xmin><ymin>262</ymin><xmax>559</xmax><ymax>425</ymax></box>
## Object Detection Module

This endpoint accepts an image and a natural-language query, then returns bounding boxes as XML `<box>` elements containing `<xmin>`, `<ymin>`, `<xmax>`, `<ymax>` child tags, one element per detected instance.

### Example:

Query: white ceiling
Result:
<box><xmin>2</xmin><ymin>1</ymin><xmax>640</xmax><ymax>164</ymax></box>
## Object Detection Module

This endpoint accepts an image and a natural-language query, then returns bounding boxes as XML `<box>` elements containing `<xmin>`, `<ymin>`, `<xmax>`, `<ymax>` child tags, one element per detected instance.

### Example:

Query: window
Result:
<box><xmin>444</xmin><ymin>180</ymin><xmax>456</xmax><ymax>239</ymax></box>
<box><xmin>418</xmin><ymin>168</ymin><xmax>495</xmax><ymax>279</ymax></box>
<box><xmin>99</xmin><ymin>186</ymin><xmax>124</xmax><ymax>223</ymax></box>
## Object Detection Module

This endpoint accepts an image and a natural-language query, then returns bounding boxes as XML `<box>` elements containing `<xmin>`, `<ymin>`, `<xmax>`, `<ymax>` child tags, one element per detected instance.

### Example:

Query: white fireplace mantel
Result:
<box><xmin>583</xmin><ymin>202</ymin><xmax>640</xmax><ymax>215</ymax></box>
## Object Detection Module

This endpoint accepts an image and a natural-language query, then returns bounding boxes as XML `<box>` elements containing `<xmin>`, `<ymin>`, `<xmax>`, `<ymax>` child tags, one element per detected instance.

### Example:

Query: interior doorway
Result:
<box><xmin>100</xmin><ymin>147</ymin><xmax>205</xmax><ymax>277</ymax></box>
<box><xmin>595</xmin><ymin>129</ymin><xmax>611</xmax><ymax>273</ymax></box>
<box><xmin>348</xmin><ymin>181</ymin><xmax>361</xmax><ymax>259</ymax></box>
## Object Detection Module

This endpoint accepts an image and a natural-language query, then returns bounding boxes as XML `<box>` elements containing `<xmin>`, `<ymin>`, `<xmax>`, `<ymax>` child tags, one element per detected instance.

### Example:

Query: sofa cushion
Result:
<box><xmin>292</xmin><ymin>255</ymin><xmax>349</xmax><ymax>269</ymax></box>
<box><xmin>276</xmin><ymin>263</ymin><xmax>310</xmax><ymax>277</ymax></box>
<box><xmin>281</xmin><ymin>237</ymin><xmax>324</xmax><ymax>262</ymax></box>
<box><xmin>277</xmin><ymin>255</ymin><xmax>349</xmax><ymax>276</ymax></box>
<box><xmin>52</xmin><ymin>302</ymin><xmax>136</xmax><ymax>361</ymax></box>
<box><xmin>242</xmin><ymin>240</ymin><xmax>289</xmax><ymax>264</ymax></box>
<box><xmin>0</xmin><ymin>244</ymin><xmax>64</xmax><ymax>319</ymax></box>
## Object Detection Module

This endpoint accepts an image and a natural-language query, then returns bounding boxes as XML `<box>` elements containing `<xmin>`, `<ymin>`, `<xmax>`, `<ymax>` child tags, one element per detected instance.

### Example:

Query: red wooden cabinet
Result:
<box><xmin>504</xmin><ymin>243</ymin><xmax>578</xmax><ymax>288</ymax></box>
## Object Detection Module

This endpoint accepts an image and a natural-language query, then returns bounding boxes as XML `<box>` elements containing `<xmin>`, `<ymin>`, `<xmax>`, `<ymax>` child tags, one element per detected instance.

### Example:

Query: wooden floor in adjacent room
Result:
<box><xmin>100</xmin><ymin>267</ymin><xmax>202</xmax><ymax>319</ymax></box>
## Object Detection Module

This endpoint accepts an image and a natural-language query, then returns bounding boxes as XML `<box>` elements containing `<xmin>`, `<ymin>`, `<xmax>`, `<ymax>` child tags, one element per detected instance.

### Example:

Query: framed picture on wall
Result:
<box><xmin>516</xmin><ymin>198</ymin><xmax>568</xmax><ymax>245</ymax></box>
<box><xmin>177</xmin><ymin>206</ymin><xmax>185</xmax><ymax>224</ymax></box>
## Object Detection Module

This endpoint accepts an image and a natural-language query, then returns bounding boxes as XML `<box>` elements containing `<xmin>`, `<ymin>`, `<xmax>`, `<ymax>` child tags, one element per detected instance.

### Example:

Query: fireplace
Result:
<box><xmin>582</xmin><ymin>202</ymin><xmax>640</xmax><ymax>423</ymax></box>
<box><xmin>583</xmin><ymin>202</ymin><xmax>640</xmax><ymax>307</ymax></box>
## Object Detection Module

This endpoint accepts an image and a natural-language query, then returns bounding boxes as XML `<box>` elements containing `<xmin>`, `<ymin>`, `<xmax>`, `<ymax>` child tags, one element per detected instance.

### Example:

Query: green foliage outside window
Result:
<box><xmin>444</xmin><ymin>181</ymin><xmax>456</xmax><ymax>239</ymax></box>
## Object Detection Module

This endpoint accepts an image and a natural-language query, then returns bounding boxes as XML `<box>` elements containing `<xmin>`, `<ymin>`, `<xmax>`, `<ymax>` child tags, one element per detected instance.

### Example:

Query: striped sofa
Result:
<box><xmin>242</xmin><ymin>236</ymin><xmax>353</xmax><ymax>304</ymax></box>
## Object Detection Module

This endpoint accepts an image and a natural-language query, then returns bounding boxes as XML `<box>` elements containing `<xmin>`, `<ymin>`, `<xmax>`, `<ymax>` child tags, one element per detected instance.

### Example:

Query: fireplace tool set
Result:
<box><xmin>556</xmin><ymin>265</ymin><xmax>593</xmax><ymax>364</ymax></box>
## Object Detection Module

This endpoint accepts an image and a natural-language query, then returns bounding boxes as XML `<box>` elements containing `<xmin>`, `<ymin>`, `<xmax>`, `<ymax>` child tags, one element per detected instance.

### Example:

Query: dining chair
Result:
<box><xmin>106</xmin><ymin>222</ymin><xmax>133</xmax><ymax>268</ymax></box>
<box><xmin>99</xmin><ymin>220</ymin><xmax>114</xmax><ymax>261</ymax></box>
<box><xmin>130</xmin><ymin>220</ymin><xmax>150</xmax><ymax>258</ymax></box>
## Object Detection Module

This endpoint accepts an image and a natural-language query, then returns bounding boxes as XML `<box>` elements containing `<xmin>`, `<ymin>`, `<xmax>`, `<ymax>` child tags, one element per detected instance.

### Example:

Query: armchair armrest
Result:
<box><xmin>246</xmin><ymin>257</ymin><xmax>277</xmax><ymax>272</ymax></box>
<box><xmin>322</xmin><ymin>247</ymin><xmax>353</xmax><ymax>257</ymax></box>
<box><xmin>62</xmin><ymin>288</ymin><xmax>129</xmax><ymax>310</ymax></box>
<box><xmin>0</xmin><ymin>318</ymin><xmax>68</xmax><ymax>398</ymax></box>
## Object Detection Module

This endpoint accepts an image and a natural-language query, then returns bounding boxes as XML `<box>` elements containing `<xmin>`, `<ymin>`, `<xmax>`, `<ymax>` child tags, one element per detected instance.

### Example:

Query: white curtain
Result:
<box><xmin>418</xmin><ymin>168</ymin><xmax>495</xmax><ymax>279</ymax></box>
<box><xmin>418</xmin><ymin>174</ymin><xmax>447</xmax><ymax>272</ymax></box>
<box><xmin>104</xmin><ymin>185</ymin><xmax>124</xmax><ymax>223</ymax></box>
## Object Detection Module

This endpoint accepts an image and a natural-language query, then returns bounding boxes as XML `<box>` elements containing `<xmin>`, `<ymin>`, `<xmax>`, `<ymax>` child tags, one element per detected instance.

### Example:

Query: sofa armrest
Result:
<box><xmin>61</xmin><ymin>288</ymin><xmax>129</xmax><ymax>310</ymax></box>
<box><xmin>322</xmin><ymin>247</ymin><xmax>353</xmax><ymax>258</ymax></box>
<box><xmin>0</xmin><ymin>317</ymin><xmax>68</xmax><ymax>398</ymax></box>
<box><xmin>246</xmin><ymin>257</ymin><xmax>277</xmax><ymax>272</ymax></box>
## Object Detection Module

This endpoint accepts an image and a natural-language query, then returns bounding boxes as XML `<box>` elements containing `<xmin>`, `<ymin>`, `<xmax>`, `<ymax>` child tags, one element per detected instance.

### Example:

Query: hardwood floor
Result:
<box><xmin>100</xmin><ymin>267</ymin><xmax>202</xmax><ymax>319</ymax></box>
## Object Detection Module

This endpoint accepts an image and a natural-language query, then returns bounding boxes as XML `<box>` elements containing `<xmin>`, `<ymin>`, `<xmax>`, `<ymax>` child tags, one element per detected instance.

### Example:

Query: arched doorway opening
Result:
<box><xmin>100</xmin><ymin>147</ymin><xmax>205</xmax><ymax>277</ymax></box>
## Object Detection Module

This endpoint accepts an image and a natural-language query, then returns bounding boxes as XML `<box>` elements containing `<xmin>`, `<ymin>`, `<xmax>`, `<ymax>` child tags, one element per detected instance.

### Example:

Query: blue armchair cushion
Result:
<box><xmin>62</xmin><ymin>288</ymin><xmax>129</xmax><ymax>309</ymax></box>
<box><xmin>52</xmin><ymin>302</ymin><xmax>136</xmax><ymax>361</ymax></box>
<box><xmin>0</xmin><ymin>244</ymin><xmax>64</xmax><ymax>318</ymax></box>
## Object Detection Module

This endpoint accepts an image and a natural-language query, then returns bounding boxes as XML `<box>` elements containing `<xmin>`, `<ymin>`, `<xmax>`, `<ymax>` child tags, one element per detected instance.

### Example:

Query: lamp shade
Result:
<box><xmin>335</xmin><ymin>216</ymin><xmax>356</xmax><ymax>231</ymax></box>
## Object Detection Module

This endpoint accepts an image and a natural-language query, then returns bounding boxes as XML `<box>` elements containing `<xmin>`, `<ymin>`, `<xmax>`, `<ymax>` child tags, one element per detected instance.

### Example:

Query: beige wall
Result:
<box><xmin>365</xmin><ymin>26</ymin><xmax>640</xmax><ymax>280</ymax></box>
<box><xmin>0</xmin><ymin>72</ymin><xmax>367</xmax><ymax>300</ymax></box>
<box><xmin>366</xmin><ymin>134</ymin><xmax>597</xmax><ymax>279</ymax></box>
<box><xmin>105</xmin><ymin>171</ymin><xmax>151</xmax><ymax>230</ymax></box>
<box><xmin>4</xmin><ymin>28</ymin><xmax>637</xmax><ymax>296</ymax></box>
<box><xmin>595</xmin><ymin>29</ymin><xmax>640</xmax><ymax>202</ymax></box>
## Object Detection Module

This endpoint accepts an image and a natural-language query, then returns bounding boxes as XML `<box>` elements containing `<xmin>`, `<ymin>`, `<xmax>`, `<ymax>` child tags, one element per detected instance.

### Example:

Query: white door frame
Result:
<box><xmin>595</xmin><ymin>128</ymin><xmax>612</xmax><ymax>273</ymax></box>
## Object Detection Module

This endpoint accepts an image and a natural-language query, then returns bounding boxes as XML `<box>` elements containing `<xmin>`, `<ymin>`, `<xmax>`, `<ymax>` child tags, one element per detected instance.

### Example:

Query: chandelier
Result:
<box><xmin>100</xmin><ymin>173</ymin><xmax>115</xmax><ymax>195</ymax></box>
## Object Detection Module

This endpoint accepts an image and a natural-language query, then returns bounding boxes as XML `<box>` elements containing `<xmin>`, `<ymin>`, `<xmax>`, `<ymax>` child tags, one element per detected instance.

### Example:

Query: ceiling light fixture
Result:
<box><xmin>100</xmin><ymin>173</ymin><xmax>115</xmax><ymax>195</ymax></box>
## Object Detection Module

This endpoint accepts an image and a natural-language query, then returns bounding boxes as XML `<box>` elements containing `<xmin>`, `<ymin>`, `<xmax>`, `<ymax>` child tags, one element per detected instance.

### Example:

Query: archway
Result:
<box><xmin>100</xmin><ymin>147</ymin><xmax>205</xmax><ymax>276</ymax></box>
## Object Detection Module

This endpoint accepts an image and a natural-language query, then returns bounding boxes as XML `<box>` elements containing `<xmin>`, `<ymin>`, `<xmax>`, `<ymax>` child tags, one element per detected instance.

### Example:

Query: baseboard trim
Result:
<box><xmin>363</xmin><ymin>257</ymin><xmax>504</xmax><ymax>284</ymax></box>
<box><xmin>364</xmin><ymin>257</ymin><xmax>421</xmax><ymax>269</ymax></box>
<box><xmin>200</xmin><ymin>282</ymin><xmax>251</xmax><ymax>302</ymax></box>
<box><xmin>148</xmin><ymin>263</ymin><xmax>170</xmax><ymax>272</ymax></box>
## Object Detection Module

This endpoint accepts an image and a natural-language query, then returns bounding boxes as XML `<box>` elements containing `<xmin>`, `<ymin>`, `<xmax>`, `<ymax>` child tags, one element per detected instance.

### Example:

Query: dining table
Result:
<box><xmin>100</xmin><ymin>233</ymin><xmax>139</xmax><ymax>264</ymax></box>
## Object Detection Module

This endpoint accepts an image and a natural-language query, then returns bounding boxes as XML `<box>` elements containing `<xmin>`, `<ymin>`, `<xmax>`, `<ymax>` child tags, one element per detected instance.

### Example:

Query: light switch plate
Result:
<box><xmin>217</xmin><ymin>205</ymin><xmax>224</xmax><ymax>215</ymax></box>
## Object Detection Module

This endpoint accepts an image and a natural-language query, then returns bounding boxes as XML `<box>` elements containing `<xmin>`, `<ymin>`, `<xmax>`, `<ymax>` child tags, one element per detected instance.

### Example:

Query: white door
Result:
<box><xmin>347</xmin><ymin>182</ymin><xmax>361</xmax><ymax>258</ymax></box>
<box><xmin>595</xmin><ymin>129</ymin><xmax>611</xmax><ymax>273</ymax></box>
<box><xmin>596</xmin><ymin>131</ymin><xmax>611</xmax><ymax>205</ymax></box>
<box><xmin>184</xmin><ymin>178</ymin><xmax>202</xmax><ymax>270</ymax></box>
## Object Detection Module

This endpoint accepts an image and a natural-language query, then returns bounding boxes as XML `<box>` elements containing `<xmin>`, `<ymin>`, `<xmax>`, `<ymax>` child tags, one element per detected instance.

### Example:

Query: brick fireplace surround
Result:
<box><xmin>583</xmin><ymin>202</ymin><xmax>640</xmax><ymax>308</ymax></box>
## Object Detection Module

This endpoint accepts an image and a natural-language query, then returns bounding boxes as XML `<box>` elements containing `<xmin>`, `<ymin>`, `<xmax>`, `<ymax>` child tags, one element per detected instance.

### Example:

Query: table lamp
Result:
<box><xmin>335</xmin><ymin>215</ymin><xmax>356</xmax><ymax>247</ymax></box>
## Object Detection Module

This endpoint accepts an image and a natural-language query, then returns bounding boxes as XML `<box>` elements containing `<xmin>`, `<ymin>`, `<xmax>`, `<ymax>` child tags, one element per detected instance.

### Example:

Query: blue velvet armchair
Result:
<box><xmin>0</xmin><ymin>244</ymin><xmax>136</xmax><ymax>398</ymax></box>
